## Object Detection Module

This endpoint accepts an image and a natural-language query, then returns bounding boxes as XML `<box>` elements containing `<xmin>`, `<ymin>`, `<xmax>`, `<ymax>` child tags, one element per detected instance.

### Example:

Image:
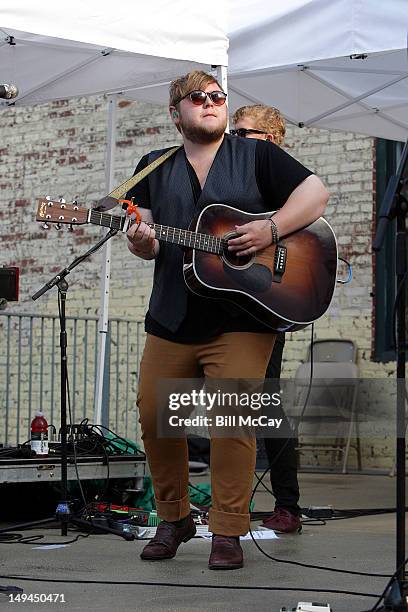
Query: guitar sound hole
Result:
<box><xmin>222</xmin><ymin>232</ymin><xmax>253</xmax><ymax>269</ymax></box>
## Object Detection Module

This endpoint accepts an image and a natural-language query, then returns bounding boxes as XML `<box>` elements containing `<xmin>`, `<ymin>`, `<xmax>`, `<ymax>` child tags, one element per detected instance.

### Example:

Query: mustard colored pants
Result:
<box><xmin>137</xmin><ymin>332</ymin><xmax>276</xmax><ymax>536</ymax></box>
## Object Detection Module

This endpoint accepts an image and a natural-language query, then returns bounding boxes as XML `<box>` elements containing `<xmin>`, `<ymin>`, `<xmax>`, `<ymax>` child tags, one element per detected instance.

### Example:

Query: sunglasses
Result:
<box><xmin>229</xmin><ymin>128</ymin><xmax>267</xmax><ymax>138</ymax></box>
<box><xmin>176</xmin><ymin>90</ymin><xmax>227</xmax><ymax>106</ymax></box>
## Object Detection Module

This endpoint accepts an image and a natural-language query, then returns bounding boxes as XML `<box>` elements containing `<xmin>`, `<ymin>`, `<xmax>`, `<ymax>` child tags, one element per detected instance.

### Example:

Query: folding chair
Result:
<box><xmin>290</xmin><ymin>339</ymin><xmax>362</xmax><ymax>473</ymax></box>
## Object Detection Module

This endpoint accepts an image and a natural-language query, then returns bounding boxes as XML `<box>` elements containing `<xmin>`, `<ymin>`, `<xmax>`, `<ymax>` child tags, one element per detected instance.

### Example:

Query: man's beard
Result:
<box><xmin>180</xmin><ymin>117</ymin><xmax>227</xmax><ymax>144</ymax></box>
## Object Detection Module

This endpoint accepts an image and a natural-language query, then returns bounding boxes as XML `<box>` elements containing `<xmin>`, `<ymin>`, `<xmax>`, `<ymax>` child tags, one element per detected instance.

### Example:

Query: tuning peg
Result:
<box><xmin>55</xmin><ymin>223</ymin><xmax>63</xmax><ymax>231</ymax></box>
<box><xmin>41</xmin><ymin>222</ymin><xmax>50</xmax><ymax>230</ymax></box>
<box><xmin>68</xmin><ymin>224</ymin><xmax>74</xmax><ymax>232</ymax></box>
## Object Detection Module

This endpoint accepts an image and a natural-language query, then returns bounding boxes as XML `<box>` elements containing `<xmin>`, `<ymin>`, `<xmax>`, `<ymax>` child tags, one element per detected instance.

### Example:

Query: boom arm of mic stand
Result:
<box><xmin>32</xmin><ymin>268</ymin><xmax>71</xmax><ymax>301</ymax></box>
<box><xmin>32</xmin><ymin>228</ymin><xmax>118</xmax><ymax>301</ymax></box>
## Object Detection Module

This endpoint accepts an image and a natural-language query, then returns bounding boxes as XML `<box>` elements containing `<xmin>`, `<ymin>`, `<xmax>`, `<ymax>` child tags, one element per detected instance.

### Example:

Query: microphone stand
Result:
<box><xmin>368</xmin><ymin>139</ymin><xmax>408</xmax><ymax>611</ymax></box>
<box><xmin>0</xmin><ymin>228</ymin><xmax>135</xmax><ymax>542</ymax></box>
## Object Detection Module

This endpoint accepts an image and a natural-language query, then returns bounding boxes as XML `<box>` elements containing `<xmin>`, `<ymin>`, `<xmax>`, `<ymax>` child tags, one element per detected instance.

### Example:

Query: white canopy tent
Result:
<box><xmin>0</xmin><ymin>1</ymin><xmax>228</xmax><ymax>424</ymax></box>
<box><xmin>95</xmin><ymin>0</ymin><xmax>408</xmax><ymax>141</ymax></box>
<box><xmin>0</xmin><ymin>1</ymin><xmax>227</xmax><ymax>105</ymax></box>
<box><xmin>227</xmin><ymin>0</ymin><xmax>408</xmax><ymax>142</ymax></box>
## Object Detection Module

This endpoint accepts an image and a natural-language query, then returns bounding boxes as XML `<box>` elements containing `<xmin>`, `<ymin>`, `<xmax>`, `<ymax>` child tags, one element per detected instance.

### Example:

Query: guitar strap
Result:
<box><xmin>108</xmin><ymin>145</ymin><xmax>181</xmax><ymax>200</ymax></box>
<box><xmin>94</xmin><ymin>145</ymin><xmax>181</xmax><ymax>211</ymax></box>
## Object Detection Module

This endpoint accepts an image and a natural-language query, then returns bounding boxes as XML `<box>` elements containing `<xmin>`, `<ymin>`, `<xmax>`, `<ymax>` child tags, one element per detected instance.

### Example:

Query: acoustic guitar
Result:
<box><xmin>36</xmin><ymin>198</ymin><xmax>338</xmax><ymax>332</ymax></box>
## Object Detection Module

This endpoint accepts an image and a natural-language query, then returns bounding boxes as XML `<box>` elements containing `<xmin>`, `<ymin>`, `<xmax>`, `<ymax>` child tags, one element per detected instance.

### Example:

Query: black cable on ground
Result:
<box><xmin>250</xmin><ymin>505</ymin><xmax>407</xmax><ymax>522</ymax></box>
<box><xmin>248</xmin><ymin>468</ymin><xmax>392</xmax><ymax>579</ymax></box>
<box><xmin>0</xmin><ymin>574</ymin><xmax>381</xmax><ymax>600</ymax></box>
<box><xmin>0</xmin><ymin>532</ymin><xmax>90</xmax><ymax>546</ymax></box>
<box><xmin>368</xmin><ymin>554</ymin><xmax>408</xmax><ymax>612</ymax></box>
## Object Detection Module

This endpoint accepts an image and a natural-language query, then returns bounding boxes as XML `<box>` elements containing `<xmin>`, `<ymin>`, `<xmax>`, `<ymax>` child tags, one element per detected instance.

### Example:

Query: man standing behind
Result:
<box><xmin>231</xmin><ymin>104</ymin><xmax>301</xmax><ymax>534</ymax></box>
<box><xmin>127</xmin><ymin>73</ymin><xmax>328</xmax><ymax>570</ymax></box>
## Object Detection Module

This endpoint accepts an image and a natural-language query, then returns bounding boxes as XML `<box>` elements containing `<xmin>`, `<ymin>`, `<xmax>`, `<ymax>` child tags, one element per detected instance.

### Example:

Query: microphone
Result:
<box><xmin>0</xmin><ymin>84</ymin><xmax>19</xmax><ymax>99</ymax></box>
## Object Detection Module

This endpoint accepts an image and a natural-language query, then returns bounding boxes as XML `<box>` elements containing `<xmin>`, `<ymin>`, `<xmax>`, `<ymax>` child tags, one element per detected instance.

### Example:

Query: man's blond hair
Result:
<box><xmin>232</xmin><ymin>104</ymin><xmax>286</xmax><ymax>145</ymax></box>
<box><xmin>169</xmin><ymin>70</ymin><xmax>222</xmax><ymax>108</ymax></box>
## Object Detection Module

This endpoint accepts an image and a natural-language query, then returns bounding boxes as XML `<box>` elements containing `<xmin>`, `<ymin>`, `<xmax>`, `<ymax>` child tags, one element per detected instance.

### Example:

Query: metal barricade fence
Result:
<box><xmin>0</xmin><ymin>312</ymin><xmax>143</xmax><ymax>447</ymax></box>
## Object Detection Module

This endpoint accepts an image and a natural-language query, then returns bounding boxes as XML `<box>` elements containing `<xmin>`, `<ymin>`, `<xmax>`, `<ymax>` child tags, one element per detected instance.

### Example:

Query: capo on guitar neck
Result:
<box><xmin>119</xmin><ymin>198</ymin><xmax>141</xmax><ymax>224</ymax></box>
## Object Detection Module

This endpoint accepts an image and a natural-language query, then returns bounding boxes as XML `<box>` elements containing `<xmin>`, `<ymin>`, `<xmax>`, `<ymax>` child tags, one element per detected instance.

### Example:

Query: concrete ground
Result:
<box><xmin>0</xmin><ymin>472</ymin><xmax>404</xmax><ymax>612</ymax></box>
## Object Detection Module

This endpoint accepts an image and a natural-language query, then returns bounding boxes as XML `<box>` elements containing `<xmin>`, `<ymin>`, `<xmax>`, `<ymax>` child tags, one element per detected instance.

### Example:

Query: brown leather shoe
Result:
<box><xmin>140</xmin><ymin>514</ymin><xmax>196</xmax><ymax>561</ymax></box>
<box><xmin>261</xmin><ymin>507</ymin><xmax>302</xmax><ymax>533</ymax></box>
<box><xmin>208</xmin><ymin>535</ymin><xmax>243</xmax><ymax>570</ymax></box>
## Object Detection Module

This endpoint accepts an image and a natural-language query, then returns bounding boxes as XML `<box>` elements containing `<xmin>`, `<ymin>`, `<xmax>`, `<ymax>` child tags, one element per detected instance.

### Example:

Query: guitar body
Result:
<box><xmin>183</xmin><ymin>204</ymin><xmax>338</xmax><ymax>332</ymax></box>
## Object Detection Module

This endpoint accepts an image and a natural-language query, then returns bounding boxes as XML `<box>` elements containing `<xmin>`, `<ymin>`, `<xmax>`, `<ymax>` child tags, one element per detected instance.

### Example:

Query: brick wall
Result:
<box><xmin>0</xmin><ymin>95</ymin><xmax>395</xmax><ymax>468</ymax></box>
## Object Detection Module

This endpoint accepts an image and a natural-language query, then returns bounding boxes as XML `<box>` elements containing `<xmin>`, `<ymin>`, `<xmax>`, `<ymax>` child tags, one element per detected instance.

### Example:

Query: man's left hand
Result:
<box><xmin>227</xmin><ymin>219</ymin><xmax>272</xmax><ymax>256</ymax></box>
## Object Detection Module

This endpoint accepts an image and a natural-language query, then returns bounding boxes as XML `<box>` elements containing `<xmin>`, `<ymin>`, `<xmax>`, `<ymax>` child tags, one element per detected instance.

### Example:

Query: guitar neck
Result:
<box><xmin>89</xmin><ymin>209</ymin><xmax>224</xmax><ymax>255</ymax></box>
<box><xmin>149</xmin><ymin>223</ymin><xmax>224</xmax><ymax>254</ymax></box>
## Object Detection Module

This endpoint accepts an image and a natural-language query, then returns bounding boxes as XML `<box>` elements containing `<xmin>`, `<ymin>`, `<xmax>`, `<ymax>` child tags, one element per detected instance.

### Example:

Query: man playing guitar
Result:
<box><xmin>126</xmin><ymin>70</ymin><xmax>329</xmax><ymax>570</ymax></box>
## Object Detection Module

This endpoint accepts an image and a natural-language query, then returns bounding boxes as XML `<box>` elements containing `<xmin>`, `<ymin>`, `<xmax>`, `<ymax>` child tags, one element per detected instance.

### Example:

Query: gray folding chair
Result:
<box><xmin>290</xmin><ymin>339</ymin><xmax>361</xmax><ymax>473</ymax></box>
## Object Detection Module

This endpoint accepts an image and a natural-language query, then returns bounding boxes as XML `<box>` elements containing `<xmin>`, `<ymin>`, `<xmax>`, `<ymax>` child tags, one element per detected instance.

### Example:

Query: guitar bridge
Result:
<box><xmin>273</xmin><ymin>244</ymin><xmax>287</xmax><ymax>283</ymax></box>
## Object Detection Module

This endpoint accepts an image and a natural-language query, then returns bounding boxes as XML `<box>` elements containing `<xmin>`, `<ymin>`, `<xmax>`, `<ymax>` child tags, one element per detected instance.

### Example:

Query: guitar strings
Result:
<box><xmin>89</xmin><ymin>210</ymin><xmax>230</xmax><ymax>255</ymax></box>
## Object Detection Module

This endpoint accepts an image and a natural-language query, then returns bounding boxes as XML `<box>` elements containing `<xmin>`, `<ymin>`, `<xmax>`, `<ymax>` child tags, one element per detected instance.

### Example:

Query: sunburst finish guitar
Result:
<box><xmin>36</xmin><ymin>198</ymin><xmax>338</xmax><ymax>332</ymax></box>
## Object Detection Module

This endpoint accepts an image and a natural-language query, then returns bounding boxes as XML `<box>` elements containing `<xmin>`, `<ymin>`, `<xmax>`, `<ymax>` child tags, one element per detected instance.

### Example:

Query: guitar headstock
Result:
<box><xmin>36</xmin><ymin>197</ymin><xmax>88</xmax><ymax>229</ymax></box>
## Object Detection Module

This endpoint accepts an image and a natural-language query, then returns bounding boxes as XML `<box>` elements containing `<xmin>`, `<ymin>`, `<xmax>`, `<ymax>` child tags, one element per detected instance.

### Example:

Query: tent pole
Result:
<box><xmin>215</xmin><ymin>65</ymin><xmax>228</xmax><ymax>130</ymax></box>
<box><xmin>94</xmin><ymin>93</ymin><xmax>117</xmax><ymax>426</ymax></box>
<box><xmin>216</xmin><ymin>65</ymin><xmax>228</xmax><ymax>93</ymax></box>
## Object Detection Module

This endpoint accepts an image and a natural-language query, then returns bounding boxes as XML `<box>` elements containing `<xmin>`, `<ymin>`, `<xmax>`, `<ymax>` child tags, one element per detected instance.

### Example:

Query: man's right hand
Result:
<box><xmin>127</xmin><ymin>220</ymin><xmax>158</xmax><ymax>260</ymax></box>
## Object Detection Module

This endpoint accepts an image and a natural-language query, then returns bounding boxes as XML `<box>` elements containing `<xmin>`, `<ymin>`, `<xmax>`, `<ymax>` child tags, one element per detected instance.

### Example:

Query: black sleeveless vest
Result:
<box><xmin>147</xmin><ymin>134</ymin><xmax>265</xmax><ymax>332</ymax></box>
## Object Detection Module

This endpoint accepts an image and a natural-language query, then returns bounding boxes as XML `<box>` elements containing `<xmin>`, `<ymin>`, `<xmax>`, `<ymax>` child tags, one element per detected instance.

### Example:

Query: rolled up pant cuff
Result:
<box><xmin>209</xmin><ymin>508</ymin><xmax>250</xmax><ymax>536</ymax></box>
<box><xmin>155</xmin><ymin>493</ymin><xmax>190</xmax><ymax>522</ymax></box>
